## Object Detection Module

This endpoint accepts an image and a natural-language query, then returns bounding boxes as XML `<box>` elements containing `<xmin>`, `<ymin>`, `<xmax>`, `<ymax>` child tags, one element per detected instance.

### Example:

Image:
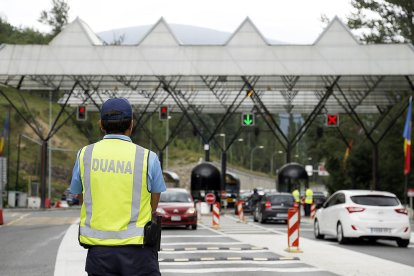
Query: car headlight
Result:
<box><xmin>186</xmin><ymin>207</ymin><xmax>196</xmax><ymax>214</ymax></box>
<box><xmin>156</xmin><ymin>207</ymin><xmax>166</xmax><ymax>215</ymax></box>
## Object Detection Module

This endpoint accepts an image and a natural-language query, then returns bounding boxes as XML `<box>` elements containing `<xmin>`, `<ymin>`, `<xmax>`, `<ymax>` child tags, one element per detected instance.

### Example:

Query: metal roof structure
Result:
<box><xmin>0</xmin><ymin>17</ymin><xmax>413</xmax><ymax>114</ymax></box>
<box><xmin>1</xmin><ymin>16</ymin><xmax>413</xmax><ymax>205</ymax></box>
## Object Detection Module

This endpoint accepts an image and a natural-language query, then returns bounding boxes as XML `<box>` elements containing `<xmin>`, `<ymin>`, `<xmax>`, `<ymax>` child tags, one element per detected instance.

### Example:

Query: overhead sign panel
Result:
<box><xmin>242</xmin><ymin>113</ymin><xmax>255</xmax><ymax>126</ymax></box>
<box><xmin>326</xmin><ymin>114</ymin><xmax>339</xmax><ymax>127</ymax></box>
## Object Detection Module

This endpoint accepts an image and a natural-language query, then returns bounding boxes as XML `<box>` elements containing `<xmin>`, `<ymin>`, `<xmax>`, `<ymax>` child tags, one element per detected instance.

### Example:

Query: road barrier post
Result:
<box><xmin>196</xmin><ymin>202</ymin><xmax>202</xmax><ymax>223</ymax></box>
<box><xmin>310</xmin><ymin>203</ymin><xmax>316</xmax><ymax>219</ymax></box>
<box><xmin>212</xmin><ymin>202</ymin><xmax>220</xmax><ymax>229</ymax></box>
<box><xmin>285</xmin><ymin>207</ymin><xmax>302</xmax><ymax>253</ymax></box>
<box><xmin>0</xmin><ymin>208</ymin><xmax>3</xmax><ymax>225</ymax></box>
<box><xmin>237</xmin><ymin>202</ymin><xmax>245</xmax><ymax>223</ymax></box>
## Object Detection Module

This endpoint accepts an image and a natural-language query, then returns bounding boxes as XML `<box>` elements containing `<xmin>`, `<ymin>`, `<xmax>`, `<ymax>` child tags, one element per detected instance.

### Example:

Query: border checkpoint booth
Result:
<box><xmin>191</xmin><ymin>162</ymin><xmax>221</xmax><ymax>214</ymax></box>
<box><xmin>162</xmin><ymin>171</ymin><xmax>180</xmax><ymax>188</ymax></box>
<box><xmin>277</xmin><ymin>162</ymin><xmax>309</xmax><ymax>195</ymax></box>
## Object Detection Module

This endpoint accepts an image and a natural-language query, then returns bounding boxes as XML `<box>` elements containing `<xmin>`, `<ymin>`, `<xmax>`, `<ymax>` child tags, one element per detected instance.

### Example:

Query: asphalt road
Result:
<box><xmin>0</xmin><ymin>208</ymin><xmax>79</xmax><ymax>276</ymax></box>
<box><xmin>159</xmin><ymin>219</ymin><xmax>333</xmax><ymax>275</ymax></box>
<box><xmin>1</xmin><ymin>207</ymin><xmax>413</xmax><ymax>275</ymax></box>
<box><xmin>236</xmin><ymin>211</ymin><xmax>414</xmax><ymax>268</ymax></box>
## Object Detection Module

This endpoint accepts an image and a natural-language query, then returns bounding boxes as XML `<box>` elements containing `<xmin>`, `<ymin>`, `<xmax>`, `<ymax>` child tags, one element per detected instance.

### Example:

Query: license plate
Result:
<box><xmin>171</xmin><ymin>216</ymin><xmax>181</xmax><ymax>221</ymax></box>
<box><xmin>370</xmin><ymin>228</ymin><xmax>391</xmax><ymax>234</ymax></box>
<box><xmin>277</xmin><ymin>213</ymin><xmax>288</xmax><ymax>218</ymax></box>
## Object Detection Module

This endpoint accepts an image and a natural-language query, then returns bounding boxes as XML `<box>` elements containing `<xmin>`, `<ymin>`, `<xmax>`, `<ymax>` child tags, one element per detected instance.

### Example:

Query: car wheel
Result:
<box><xmin>396</xmin><ymin>239</ymin><xmax>409</xmax><ymax>248</ymax></box>
<box><xmin>191</xmin><ymin>224</ymin><xmax>197</xmax><ymax>230</ymax></box>
<box><xmin>314</xmin><ymin>219</ymin><xmax>324</xmax><ymax>239</ymax></box>
<box><xmin>337</xmin><ymin>222</ymin><xmax>348</xmax><ymax>244</ymax></box>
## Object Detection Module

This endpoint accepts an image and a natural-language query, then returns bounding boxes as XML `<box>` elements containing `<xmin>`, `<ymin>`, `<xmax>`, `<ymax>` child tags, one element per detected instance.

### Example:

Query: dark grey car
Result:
<box><xmin>253</xmin><ymin>193</ymin><xmax>294</xmax><ymax>223</ymax></box>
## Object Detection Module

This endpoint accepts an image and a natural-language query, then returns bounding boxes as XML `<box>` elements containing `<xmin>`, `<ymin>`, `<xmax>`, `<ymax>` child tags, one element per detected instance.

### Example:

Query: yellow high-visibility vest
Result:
<box><xmin>292</xmin><ymin>189</ymin><xmax>300</xmax><ymax>203</ymax></box>
<box><xmin>78</xmin><ymin>139</ymin><xmax>150</xmax><ymax>246</ymax></box>
<box><xmin>305</xmin><ymin>188</ymin><xmax>313</xmax><ymax>204</ymax></box>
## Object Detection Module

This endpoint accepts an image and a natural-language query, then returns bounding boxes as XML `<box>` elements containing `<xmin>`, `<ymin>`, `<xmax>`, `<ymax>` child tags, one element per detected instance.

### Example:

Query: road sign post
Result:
<box><xmin>204</xmin><ymin>193</ymin><xmax>216</xmax><ymax>204</ymax></box>
<box><xmin>242</xmin><ymin>113</ymin><xmax>255</xmax><ymax>126</ymax></box>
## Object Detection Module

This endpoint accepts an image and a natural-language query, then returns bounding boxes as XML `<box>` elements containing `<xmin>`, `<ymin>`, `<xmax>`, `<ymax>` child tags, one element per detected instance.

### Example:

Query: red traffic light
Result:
<box><xmin>77</xmin><ymin>105</ymin><xmax>87</xmax><ymax>121</ymax></box>
<box><xmin>159</xmin><ymin>106</ymin><xmax>169</xmax><ymax>120</ymax></box>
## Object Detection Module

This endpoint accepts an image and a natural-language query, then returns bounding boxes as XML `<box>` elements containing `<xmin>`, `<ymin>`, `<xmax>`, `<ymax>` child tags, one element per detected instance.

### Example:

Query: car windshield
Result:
<box><xmin>160</xmin><ymin>191</ymin><xmax>192</xmax><ymax>203</ymax></box>
<box><xmin>270</xmin><ymin>195</ymin><xmax>294</xmax><ymax>205</ymax></box>
<box><xmin>350</xmin><ymin>195</ymin><xmax>399</xmax><ymax>206</ymax></box>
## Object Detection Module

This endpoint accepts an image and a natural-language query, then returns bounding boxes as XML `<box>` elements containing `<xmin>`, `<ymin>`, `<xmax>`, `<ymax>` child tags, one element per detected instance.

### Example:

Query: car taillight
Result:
<box><xmin>395</xmin><ymin>208</ymin><xmax>408</xmax><ymax>215</ymax></box>
<box><xmin>265</xmin><ymin>201</ymin><xmax>272</xmax><ymax>209</ymax></box>
<box><xmin>346</xmin><ymin>206</ymin><xmax>365</xmax><ymax>213</ymax></box>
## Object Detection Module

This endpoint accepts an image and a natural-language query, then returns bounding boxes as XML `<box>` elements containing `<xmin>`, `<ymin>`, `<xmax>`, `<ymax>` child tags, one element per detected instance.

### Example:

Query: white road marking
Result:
<box><xmin>160</xmin><ymin>249</ymin><xmax>269</xmax><ymax>254</ymax></box>
<box><xmin>162</xmin><ymin>235</ymin><xmax>222</xmax><ymax>238</ymax></box>
<box><xmin>162</xmin><ymin>242</ymin><xmax>244</xmax><ymax>245</ymax></box>
<box><xmin>160</xmin><ymin>267</ymin><xmax>323</xmax><ymax>273</ymax></box>
<box><xmin>159</xmin><ymin>260</ymin><xmax>303</xmax><ymax>266</ymax></box>
<box><xmin>5</xmin><ymin>213</ymin><xmax>31</xmax><ymax>226</ymax></box>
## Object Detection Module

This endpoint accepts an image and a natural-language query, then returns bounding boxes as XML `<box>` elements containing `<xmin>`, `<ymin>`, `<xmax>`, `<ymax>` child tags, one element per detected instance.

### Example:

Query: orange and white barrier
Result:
<box><xmin>195</xmin><ymin>202</ymin><xmax>202</xmax><ymax>222</ymax></box>
<box><xmin>237</xmin><ymin>201</ymin><xmax>245</xmax><ymax>223</ymax></box>
<box><xmin>212</xmin><ymin>202</ymin><xmax>220</xmax><ymax>228</ymax></box>
<box><xmin>286</xmin><ymin>207</ymin><xmax>302</xmax><ymax>253</ymax></box>
<box><xmin>310</xmin><ymin>203</ymin><xmax>316</xmax><ymax>219</ymax></box>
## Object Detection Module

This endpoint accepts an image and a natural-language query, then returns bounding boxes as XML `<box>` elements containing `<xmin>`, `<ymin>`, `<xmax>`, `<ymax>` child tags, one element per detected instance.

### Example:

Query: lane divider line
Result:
<box><xmin>159</xmin><ymin>256</ymin><xmax>299</xmax><ymax>262</ymax></box>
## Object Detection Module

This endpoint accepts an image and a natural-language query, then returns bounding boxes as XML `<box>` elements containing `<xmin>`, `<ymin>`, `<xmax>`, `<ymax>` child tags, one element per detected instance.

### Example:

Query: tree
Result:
<box><xmin>347</xmin><ymin>0</ymin><xmax>414</xmax><ymax>43</ymax></box>
<box><xmin>38</xmin><ymin>0</ymin><xmax>70</xmax><ymax>36</ymax></box>
<box><xmin>0</xmin><ymin>17</ymin><xmax>50</xmax><ymax>44</ymax></box>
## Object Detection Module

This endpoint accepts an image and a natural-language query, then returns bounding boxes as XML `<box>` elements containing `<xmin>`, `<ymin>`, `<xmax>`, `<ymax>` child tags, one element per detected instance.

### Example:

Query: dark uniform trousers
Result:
<box><xmin>86</xmin><ymin>245</ymin><xmax>161</xmax><ymax>276</ymax></box>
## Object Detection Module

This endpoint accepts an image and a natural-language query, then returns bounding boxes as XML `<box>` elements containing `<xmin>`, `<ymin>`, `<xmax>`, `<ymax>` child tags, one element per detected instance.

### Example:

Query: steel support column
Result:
<box><xmin>40</xmin><ymin>141</ymin><xmax>48</xmax><ymax>208</ymax></box>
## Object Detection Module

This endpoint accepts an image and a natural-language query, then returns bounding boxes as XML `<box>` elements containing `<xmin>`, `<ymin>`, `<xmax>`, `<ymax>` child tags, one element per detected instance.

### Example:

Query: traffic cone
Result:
<box><xmin>55</xmin><ymin>200</ymin><xmax>61</xmax><ymax>208</ymax></box>
<box><xmin>0</xmin><ymin>209</ymin><xmax>3</xmax><ymax>225</ymax></box>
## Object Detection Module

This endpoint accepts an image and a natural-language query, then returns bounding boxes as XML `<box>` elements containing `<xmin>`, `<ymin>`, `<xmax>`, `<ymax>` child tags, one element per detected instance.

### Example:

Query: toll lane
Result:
<box><xmin>159</xmin><ymin>222</ymin><xmax>332</xmax><ymax>276</ymax></box>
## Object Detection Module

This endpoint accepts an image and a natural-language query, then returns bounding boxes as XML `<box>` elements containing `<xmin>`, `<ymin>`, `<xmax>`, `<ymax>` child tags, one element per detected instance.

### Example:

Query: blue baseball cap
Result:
<box><xmin>100</xmin><ymin>98</ymin><xmax>133</xmax><ymax>121</ymax></box>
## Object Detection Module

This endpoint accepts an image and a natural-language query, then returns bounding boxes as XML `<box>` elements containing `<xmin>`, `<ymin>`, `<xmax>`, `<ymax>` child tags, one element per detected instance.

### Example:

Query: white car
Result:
<box><xmin>314</xmin><ymin>190</ymin><xmax>411</xmax><ymax>247</ymax></box>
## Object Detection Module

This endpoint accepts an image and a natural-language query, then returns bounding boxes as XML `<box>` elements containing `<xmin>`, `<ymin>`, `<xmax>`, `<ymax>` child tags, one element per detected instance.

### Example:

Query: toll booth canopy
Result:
<box><xmin>162</xmin><ymin>171</ymin><xmax>180</xmax><ymax>188</ymax></box>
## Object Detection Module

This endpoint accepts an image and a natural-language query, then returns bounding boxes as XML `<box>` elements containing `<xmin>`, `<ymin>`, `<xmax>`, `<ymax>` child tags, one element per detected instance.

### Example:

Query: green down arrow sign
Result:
<box><xmin>242</xmin><ymin>113</ymin><xmax>255</xmax><ymax>126</ymax></box>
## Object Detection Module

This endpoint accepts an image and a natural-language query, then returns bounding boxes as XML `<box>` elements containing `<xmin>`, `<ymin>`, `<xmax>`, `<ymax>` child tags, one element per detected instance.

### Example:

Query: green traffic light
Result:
<box><xmin>242</xmin><ymin>113</ymin><xmax>254</xmax><ymax>126</ymax></box>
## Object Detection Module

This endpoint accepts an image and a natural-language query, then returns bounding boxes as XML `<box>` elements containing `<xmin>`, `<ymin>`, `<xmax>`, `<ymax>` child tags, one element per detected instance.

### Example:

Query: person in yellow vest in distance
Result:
<box><xmin>70</xmin><ymin>98</ymin><xmax>166</xmax><ymax>276</ymax></box>
<box><xmin>292</xmin><ymin>186</ymin><xmax>300</xmax><ymax>208</ymax></box>
<box><xmin>304</xmin><ymin>187</ymin><xmax>314</xmax><ymax>216</ymax></box>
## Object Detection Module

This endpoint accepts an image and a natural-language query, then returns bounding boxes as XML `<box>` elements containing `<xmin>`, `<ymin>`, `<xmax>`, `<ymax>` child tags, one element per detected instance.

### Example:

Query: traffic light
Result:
<box><xmin>241</xmin><ymin>113</ymin><xmax>255</xmax><ymax>126</ymax></box>
<box><xmin>159</xmin><ymin>106</ymin><xmax>169</xmax><ymax>120</ymax></box>
<box><xmin>77</xmin><ymin>105</ymin><xmax>87</xmax><ymax>121</ymax></box>
<box><xmin>326</xmin><ymin>114</ymin><xmax>339</xmax><ymax>127</ymax></box>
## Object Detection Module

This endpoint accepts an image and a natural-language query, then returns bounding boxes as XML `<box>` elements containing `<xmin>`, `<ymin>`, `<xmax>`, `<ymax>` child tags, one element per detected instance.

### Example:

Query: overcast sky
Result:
<box><xmin>0</xmin><ymin>0</ymin><xmax>354</xmax><ymax>44</ymax></box>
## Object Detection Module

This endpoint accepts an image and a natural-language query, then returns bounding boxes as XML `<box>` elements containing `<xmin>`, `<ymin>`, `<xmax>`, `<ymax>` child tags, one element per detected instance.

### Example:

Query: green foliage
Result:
<box><xmin>0</xmin><ymin>17</ymin><xmax>50</xmax><ymax>44</ymax></box>
<box><xmin>38</xmin><ymin>0</ymin><xmax>70</xmax><ymax>36</ymax></box>
<box><xmin>347</xmin><ymin>0</ymin><xmax>414</xmax><ymax>43</ymax></box>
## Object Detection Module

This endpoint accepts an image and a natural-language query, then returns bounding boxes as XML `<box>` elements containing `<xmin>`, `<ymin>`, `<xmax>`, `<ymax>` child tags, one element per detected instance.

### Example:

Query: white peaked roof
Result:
<box><xmin>0</xmin><ymin>17</ymin><xmax>413</xmax><ymax>113</ymax></box>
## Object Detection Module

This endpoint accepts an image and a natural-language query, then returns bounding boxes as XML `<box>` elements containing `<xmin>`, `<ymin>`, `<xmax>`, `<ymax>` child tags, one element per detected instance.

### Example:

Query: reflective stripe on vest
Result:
<box><xmin>79</xmin><ymin>141</ymin><xmax>149</xmax><ymax>245</ymax></box>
